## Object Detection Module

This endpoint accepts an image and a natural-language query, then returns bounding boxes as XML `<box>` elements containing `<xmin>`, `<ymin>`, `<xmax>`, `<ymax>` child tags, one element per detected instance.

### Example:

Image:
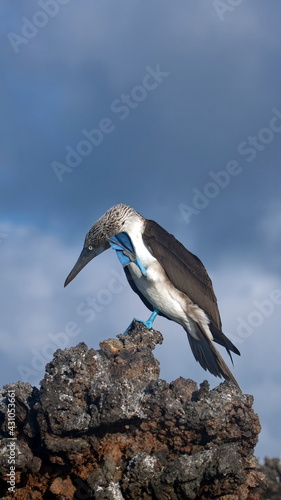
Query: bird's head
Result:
<box><xmin>64</xmin><ymin>204</ymin><xmax>141</xmax><ymax>287</ymax></box>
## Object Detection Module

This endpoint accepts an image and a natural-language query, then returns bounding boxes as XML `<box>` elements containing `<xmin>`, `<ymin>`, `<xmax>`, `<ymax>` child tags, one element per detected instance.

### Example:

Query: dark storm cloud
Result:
<box><xmin>2</xmin><ymin>1</ymin><xmax>280</xmax><ymax>234</ymax></box>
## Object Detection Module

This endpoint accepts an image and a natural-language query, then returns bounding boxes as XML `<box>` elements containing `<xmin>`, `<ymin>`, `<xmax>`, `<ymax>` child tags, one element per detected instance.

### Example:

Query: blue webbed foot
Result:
<box><xmin>109</xmin><ymin>233</ymin><xmax>135</xmax><ymax>266</ymax></box>
<box><xmin>109</xmin><ymin>232</ymin><xmax>147</xmax><ymax>277</ymax></box>
<box><xmin>123</xmin><ymin>319</ymin><xmax>135</xmax><ymax>334</ymax></box>
<box><xmin>123</xmin><ymin>310</ymin><xmax>159</xmax><ymax>334</ymax></box>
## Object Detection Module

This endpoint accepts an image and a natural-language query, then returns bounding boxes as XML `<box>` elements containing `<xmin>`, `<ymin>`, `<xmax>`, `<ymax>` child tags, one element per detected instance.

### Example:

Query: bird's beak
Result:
<box><xmin>64</xmin><ymin>246</ymin><xmax>104</xmax><ymax>287</ymax></box>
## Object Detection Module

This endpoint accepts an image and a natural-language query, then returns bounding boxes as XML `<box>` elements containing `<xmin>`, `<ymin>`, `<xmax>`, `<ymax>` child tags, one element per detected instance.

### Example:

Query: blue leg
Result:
<box><xmin>124</xmin><ymin>309</ymin><xmax>159</xmax><ymax>333</ymax></box>
<box><xmin>133</xmin><ymin>256</ymin><xmax>147</xmax><ymax>277</ymax></box>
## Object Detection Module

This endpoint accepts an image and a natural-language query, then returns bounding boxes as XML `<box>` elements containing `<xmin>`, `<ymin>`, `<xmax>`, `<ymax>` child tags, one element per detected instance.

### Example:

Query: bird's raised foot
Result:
<box><xmin>109</xmin><ymin>232</ymin><xmax>147</xmax><ymax>276</ymax></box>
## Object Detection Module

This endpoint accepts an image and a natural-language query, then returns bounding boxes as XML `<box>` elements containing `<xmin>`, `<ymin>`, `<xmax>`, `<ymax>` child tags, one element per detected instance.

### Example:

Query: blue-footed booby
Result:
<box><xmin>64</xmin><ymin>204</ymin><xmax>240</xmax><ymax>387</ymax></box>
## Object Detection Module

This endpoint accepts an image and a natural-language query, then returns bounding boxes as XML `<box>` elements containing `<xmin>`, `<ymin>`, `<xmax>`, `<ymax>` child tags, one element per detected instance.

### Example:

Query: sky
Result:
<box><xmin>1</xmin><ymin>1</ymin><xmax>281</xmax><ymax>460</ymax></box>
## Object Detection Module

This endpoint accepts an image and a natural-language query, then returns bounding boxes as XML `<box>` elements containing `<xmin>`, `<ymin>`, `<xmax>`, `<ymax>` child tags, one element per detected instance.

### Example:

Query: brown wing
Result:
<box><xmin>142</xmin><ymin>220</ymin><xmax>222</xmax><ymax>329</ymax></box>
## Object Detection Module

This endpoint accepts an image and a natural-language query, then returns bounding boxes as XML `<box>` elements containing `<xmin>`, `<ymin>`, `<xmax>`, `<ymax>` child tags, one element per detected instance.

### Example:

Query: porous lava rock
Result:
<box><xmin>0</xmin><ymin>322</ymin><xmax>265</xmax><ymax>499</ymax></box>
<box><xmin>257</xmin><ymin>457</ymin><xmax>281</xmax><ymax>499</ymax></box>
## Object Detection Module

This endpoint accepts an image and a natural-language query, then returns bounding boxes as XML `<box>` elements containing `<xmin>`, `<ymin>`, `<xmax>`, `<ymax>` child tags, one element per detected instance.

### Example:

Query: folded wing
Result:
<box><xmin>143</xmin><ymin>219</ymin><xmax>222</xmax><ymax>329</ymax></box>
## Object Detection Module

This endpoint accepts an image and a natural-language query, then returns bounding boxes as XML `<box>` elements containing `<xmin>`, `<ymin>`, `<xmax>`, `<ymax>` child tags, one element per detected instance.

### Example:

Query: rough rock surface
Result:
<box><xmin>257</xmin><ymin>458</ymin><xmax>281</xmax><ymax>499</ymax></box>
<box><xmin>0</xmin><ymin>322</ymin><xmax>265</xmax><ymax>499</ymax></box>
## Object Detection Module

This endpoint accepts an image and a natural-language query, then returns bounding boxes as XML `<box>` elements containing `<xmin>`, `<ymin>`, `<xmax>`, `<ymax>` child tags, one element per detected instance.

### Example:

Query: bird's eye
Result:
<box><xmin>88</xmin><ymin>246</ymin><xmax>93</xmax><ymax>250</ymax></box>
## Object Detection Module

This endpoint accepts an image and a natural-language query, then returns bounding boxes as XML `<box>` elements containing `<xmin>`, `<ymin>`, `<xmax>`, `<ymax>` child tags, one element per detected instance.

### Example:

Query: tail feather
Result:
<box><xmin>186</xmin><ymin>329</ymin><xmax>240</xmax><ymax>389</ymax></box>
<box><xmin>209</xmin><ymin>323</ymin><xmax>240</xmax><ymax>364</ymax></box>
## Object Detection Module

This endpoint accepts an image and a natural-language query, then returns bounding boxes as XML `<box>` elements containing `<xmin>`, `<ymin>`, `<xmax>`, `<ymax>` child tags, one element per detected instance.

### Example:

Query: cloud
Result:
<box><xmin>2</xmin><ymin>1</ymin><xmax>280</xmax><ymax>239</ymax></box>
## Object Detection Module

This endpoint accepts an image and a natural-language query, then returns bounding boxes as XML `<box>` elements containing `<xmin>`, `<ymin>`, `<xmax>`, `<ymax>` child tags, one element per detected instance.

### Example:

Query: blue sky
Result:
<box><xmin>1</xmin><ymin>1</ymin><xmax>281</xmax><ymax>460</ymax></box>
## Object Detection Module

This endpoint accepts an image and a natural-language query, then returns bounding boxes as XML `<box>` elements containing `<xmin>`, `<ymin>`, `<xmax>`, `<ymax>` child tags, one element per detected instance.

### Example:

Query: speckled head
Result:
<box><xmin>64</xmin><ymin>204</ymin><xmax>142</xmax><ymax>287</ymax></box>
<box><xmin>85</xmin><ymin>204</ymin><xmax>141</xmax><ymax>249</ymax></box>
